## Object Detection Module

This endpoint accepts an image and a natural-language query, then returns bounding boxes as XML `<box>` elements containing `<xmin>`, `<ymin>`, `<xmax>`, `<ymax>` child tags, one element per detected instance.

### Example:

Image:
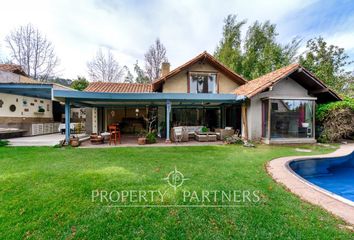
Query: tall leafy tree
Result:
<box><xmin>215</xmin><ymin>15</ymin><xmax>300</xmax><ymax>80</ymax></box>
<box><xmin>134</xmin><ymin>60</ymin><xmax>150</xmax><ymax>84</ymax></box>
<box><xmin>144</xmin><ymin>38</ymin><xmax>168</xmax><ymax>82</ymax></box>
<box><xmin>71</xmin><ymin>76</ymin><xmax>89</xmax><ymax>91</ymax></box>
<box><xmin>123</xmin><ymin>69</ymin><xmax>134</xmax><ymax>83</ymax></box>
<box><xmin>299</xmin><ymin>37</ymin><xmax>353</xmax><ymax>94</ymax></box>
<box><xmin>214</xmin><ymin>15</ymin><xmax>246</xmax><ymax>75</ymax></box>
<box><xmin>242</xmin><ymin>21</ymin><xmax>300</xmax><ymax>79</ymax></box>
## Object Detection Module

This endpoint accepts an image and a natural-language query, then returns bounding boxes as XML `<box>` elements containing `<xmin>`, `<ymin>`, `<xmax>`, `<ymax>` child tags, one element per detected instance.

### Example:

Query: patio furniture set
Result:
<box><xmin>90</xmin><ymin>124</ymin><xmax>121</xmax><ymax>145</ymax></box>
<box><xmin>171</xmin><ymin>126</ymin><xmax>235</xmax><ymax>143</ymax></box>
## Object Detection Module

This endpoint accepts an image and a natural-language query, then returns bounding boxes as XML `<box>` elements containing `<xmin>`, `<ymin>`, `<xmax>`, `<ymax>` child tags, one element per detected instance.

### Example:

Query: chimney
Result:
<box><xmin>161</xmin><ymin>62</ymin><xmax>170</xmax><ymax>77</ymax></box>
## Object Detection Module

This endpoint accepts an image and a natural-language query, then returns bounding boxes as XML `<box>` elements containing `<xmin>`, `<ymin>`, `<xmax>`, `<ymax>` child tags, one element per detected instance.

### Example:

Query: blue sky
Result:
<box><xmin>0</xmin><ymin>0</ymin><xmax>353</xmax><ymax>79</ymax></box>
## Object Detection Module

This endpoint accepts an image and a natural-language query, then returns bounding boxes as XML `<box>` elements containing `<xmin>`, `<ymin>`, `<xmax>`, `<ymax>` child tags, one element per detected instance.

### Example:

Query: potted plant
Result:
<box><xmin>201</xmin><ymin>126</ymin><xmax>209</xmax><ymax>132</ymax></box>
<box><xmin>146</xmin><ymin>131</ymin><xmax>157</xmax><ymax>144</ymax></box>
<box><xmin>38</xmin><ymin>106</ymin><xmax>45</xmax><ymax>113</ymax></box>
<box><xmin>141</xmin><ymin>114</ymin><xmax>157</xmax><ymax>144</ymax></box>
<box><xmin>137</xmin><ymin>130</ymin><xmax>147</xmax><ymax>145</ymax></box>
<box><xmin>69</xmin><ymin>135</ymin><xmax>80</xmax><ymax>147</ymax></box>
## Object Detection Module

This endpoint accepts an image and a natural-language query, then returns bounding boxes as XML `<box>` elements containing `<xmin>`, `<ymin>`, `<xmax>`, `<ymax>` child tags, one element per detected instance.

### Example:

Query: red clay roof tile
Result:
<box><xmin>234</xmin><ymin>63</ymin><xmax>300</xmax><ymax>97</ymax></box>
<box><xmin>84</xmin><ymin>82</ymin><xmax>152</xmax><ymax>93</ymax></box>
<box><xmin>0</xmin><ymin>64</ymin><xmax>27</xmax><ymax>76</ymax></box>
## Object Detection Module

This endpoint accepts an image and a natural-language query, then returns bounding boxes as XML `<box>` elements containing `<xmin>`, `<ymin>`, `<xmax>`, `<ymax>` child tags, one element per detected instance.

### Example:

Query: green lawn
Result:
<box><xmin>0</xmin><ymin>144</ymin><xmax>352</xmax><ymax>239</ymax></box>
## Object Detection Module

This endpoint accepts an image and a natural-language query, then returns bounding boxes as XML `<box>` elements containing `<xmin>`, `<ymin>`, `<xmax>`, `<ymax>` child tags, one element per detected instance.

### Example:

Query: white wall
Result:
<box><xmin>0</xmin><ymin>93</ymin><xmax>53</xmax><ymax>118</ymax></box>
<box><xmin>0</xmin><ymin>71</ymin><xmax>20</xmax><ymax>83</ymax></box>
<box><xmin>247</xmin><ymin>77</ymin><xmax>313</xmax><ymax>141</ymax></box>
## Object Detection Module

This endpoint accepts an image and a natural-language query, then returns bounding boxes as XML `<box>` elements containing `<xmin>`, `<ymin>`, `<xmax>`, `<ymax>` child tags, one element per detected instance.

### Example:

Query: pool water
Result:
<box><xmin>289</xmin><ymin>151</ymin><xmax>354</xmax><ymax>202</ymax></box>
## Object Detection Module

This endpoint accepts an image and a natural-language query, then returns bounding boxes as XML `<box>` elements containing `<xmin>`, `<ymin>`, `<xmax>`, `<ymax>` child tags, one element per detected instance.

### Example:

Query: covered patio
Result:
<box><xmin>52</xmin><ymin>90</ymin><xmax>245</xmax><ymax>146</ymax></box>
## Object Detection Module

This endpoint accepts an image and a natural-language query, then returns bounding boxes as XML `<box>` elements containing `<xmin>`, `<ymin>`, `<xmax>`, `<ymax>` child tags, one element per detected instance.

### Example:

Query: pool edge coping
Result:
<box><xmin>266</xmin><ymin>144</ymin><xmax>354</xmax><ymax>226</ymax></box>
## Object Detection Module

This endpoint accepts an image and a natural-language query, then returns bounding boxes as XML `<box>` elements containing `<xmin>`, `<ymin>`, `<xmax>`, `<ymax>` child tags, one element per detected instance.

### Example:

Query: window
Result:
<box><xmin>189</xmin><ymin>73</ymin><xmax>217</xmax><ymax>93</ymax></box>
<box><xmin>269</xmin><ymin>100</ymin><xmax>314</xmax><ymax>138</ymax></box>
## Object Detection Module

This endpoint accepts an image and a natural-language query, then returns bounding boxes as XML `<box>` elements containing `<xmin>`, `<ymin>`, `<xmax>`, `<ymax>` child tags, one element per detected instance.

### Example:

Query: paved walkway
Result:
<box><xmin>267</xmin><ymin>144</ymin><xmax>354</xmax><ymax>226</ymax></box>
<box><xmin>7</xmin><ymin>133</ymin><xmax>66</xmax><ymax>146</ymax></box>
<box><xmin>7</xmin><ymin>134</ymin><xmax>225</xmax><ymax>147</ymax></box>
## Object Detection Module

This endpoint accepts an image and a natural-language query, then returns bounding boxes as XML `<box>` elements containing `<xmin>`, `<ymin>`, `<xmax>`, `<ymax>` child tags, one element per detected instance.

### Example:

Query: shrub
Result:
<box><xmin>316</xmin><ymin>98</ymin><xmax>354</xmax><ymax>142</ymax></box>
<box><xmin>224</xmin><ymin>134</ymin><xmax>244</xmax><ymax>144</ymax></box>
<box><xmin>0</xmin><ymin>139</ymin><xmax>9</xmax><ymax>147</ymax></box>
<box><xmin>201</xmin><ymin>127</ymin><xmax>209</xmax><ymax>132</ymax></box>
<box><xmin>145</xmin><ymin>132</ymin><xmax>157</xmax><ymax>144</ymax></box>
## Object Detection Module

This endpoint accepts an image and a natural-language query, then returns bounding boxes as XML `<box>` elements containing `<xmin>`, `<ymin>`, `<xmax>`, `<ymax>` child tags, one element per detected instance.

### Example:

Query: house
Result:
<box><xmin>0</xmin><ymin>64</ymin><xmax>77</xmax><ymax>138</ymax></box>
<box><xmin>51</xmin><ymin>51</ymin><xmax>340</xmax><ymax>144</ymax></box>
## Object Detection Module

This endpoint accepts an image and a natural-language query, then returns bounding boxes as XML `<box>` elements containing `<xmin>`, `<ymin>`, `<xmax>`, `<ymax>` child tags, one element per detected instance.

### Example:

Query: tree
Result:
<box><xmin>134</xmin><ymin>61</ymin><xmax>150</xmax><ymax>84</ymax></box>
<box><xmin>214</xmin><ymin>15</ymin><xmax>300</xmax><ymax>80</ymax></box>
<box><xmin>123</xmin><ymin>69</ymin><xmax>134</xmax><ymax>83</ymax></box>
<box><xmin>71</xmin><ymin>76</ymin><xmax>89</xmax><ymax>91</ymax></box>
<box><xmin>5</xmin><ymin>23</ymin><xmax>59</xmax><ymax>80</ymax></box>
<box><xmin>144</xmin><ymin>38</ymin><xmax>168</xmax><ymax>82</ymax></box>
<box><xmin>242</xmin><ymin>21</ymin><xmax>300</xmax><ymax>80</ymax></box>
<box><xmin>87</xmin><ymin>48</ymin><xmax>125</xmax><ymax>82</ymax></box>
<box><xmin>299</xmin><ymin>37</ymin><xmax>353</xmax><ymax>94</ymax></box>
<box><xmin>214</xmin><ymin>15</ymin><xmax>246</xmax><ymax>75</ymax></box>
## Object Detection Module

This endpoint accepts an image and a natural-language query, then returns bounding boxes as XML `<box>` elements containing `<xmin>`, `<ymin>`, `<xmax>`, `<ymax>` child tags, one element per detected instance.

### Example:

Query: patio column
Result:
<box><xmin>65</xmin><ymin>98</ymin><xmax>71</xmax><ymax>144</ymax></box>
<box><xmin>241</xmin><ymin>103</ymin><xmax>248</xmax><ymax>141</ymax></box>
<box><xmin>165</xmin><ymin>100</ymin><xmax>171</xmax><ymax>143</ymax></box>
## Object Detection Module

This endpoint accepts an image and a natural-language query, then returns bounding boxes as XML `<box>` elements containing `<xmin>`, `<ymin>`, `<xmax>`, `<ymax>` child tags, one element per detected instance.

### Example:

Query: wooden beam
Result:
<box><xmin>309</xmin><ymin>88</ymin><xmax>329</xmax><ymax>94</ymax></box>
<box><xmin>187</xmin><ymin>71</ymin><xmax>190</xmax><ymax>93</ymax></box>
<box><xmin>241</xmin><ymin>104</ymin><xmax>248</xmax><ymax>140</ymax></box>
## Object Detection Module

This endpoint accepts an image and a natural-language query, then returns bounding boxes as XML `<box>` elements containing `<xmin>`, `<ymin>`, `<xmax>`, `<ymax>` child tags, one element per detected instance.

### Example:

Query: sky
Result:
<box><xmin>0</xmin><ymin>0</ymin><xmax>353</xmax><ymax>79</ymax></box>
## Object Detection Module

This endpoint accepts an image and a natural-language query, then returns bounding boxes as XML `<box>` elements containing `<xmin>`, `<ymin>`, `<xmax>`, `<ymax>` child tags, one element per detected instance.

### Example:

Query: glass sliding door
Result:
<box><xmin>269</xmin><ymin>100</ymin><xmax>314</xmax><ymax>138</ymax></box>
<box><xmin>262</xmin><ymin>99</ymin><xmax>315</xmax><ymax>139</ymax></box>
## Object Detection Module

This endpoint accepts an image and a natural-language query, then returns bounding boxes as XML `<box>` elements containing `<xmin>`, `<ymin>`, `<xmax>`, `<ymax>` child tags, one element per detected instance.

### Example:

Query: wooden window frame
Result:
<box><xmin>187</xmin><ymin>71</ymin><xmax>218</xmax><ymax>94</ymax></box>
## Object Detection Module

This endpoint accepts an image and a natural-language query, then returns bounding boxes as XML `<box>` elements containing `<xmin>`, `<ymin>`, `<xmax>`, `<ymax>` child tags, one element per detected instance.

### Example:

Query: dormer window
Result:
<box><xmin>189</xmin><ymin>72</ymin><xmax>217</xmax><ymax>93</ymax></box>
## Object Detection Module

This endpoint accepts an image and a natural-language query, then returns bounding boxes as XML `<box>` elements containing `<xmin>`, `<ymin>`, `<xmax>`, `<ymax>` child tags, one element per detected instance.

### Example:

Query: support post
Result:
<box><xmin>165</xmin><ymin>100</ymin><xmax>171</xmax><ymax>143</ymax></box>
<box><xmin>65</xmin><ymin>98</ymin><xmax>71</xmax><ymax>144</ymax></box>
<box><xmin>241</xmin><ymin>103</ymin><xmax>248</xmax><ymax>141</ymax></box>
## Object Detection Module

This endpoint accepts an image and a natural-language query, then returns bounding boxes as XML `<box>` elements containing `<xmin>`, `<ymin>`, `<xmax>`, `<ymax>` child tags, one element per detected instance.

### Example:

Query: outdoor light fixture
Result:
<box><xmin>135</xmin><ymin>108</ymin><xmax>139</xmax><ymax>117</ymax></box>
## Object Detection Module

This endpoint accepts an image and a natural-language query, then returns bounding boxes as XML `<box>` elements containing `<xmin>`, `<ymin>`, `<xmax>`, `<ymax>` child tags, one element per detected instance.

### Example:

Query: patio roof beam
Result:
<box><xmin>0</xmin><ymin>83</ymin><xmax>53</xmax><ymax>99</ymax></box>
<box><xmin>53</xmin><ymin>90</ymin><xmax>245</xmax><ymax>104</ymax></box>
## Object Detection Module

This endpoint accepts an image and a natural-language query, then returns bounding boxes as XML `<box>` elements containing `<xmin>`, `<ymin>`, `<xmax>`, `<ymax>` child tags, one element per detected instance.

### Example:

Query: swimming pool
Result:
<box><xmin>289</xmin><ymin>151</ymin><xmax>354</xmax><ymax>203</ymax></box>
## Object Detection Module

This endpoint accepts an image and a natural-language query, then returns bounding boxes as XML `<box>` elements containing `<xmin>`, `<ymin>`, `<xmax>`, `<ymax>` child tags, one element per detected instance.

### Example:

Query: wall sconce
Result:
<box><xmin>135</xmin><ymin>108</ymin><xmax>139</xmax><ymax>117</ymax></box>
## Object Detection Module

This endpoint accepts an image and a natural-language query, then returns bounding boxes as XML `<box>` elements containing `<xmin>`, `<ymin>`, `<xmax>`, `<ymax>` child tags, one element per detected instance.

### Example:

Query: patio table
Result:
<box><xmin>194</xmin><ymin>131</ymin><xmax>217</xmax><ymax>142</ymax></box>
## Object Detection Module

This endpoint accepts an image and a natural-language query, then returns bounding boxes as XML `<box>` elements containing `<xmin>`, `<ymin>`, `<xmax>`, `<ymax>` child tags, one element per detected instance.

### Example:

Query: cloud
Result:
<box><xmin>0</xmin><ymin>0</ymin><xmax>352</xmax><ymax>79</ymax></box>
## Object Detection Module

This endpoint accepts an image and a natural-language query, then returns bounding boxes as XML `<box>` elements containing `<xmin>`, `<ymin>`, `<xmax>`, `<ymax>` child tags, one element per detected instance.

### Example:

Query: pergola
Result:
<box><xmin>52</xmin><ymin>90</ymin><xmax>245</xmax><ymax>144</ymax></box>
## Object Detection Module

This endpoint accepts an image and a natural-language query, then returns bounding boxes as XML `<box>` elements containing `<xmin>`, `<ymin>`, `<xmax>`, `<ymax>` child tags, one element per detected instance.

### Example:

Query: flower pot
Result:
<box><xmin>138</xmin><ymin>137</ymin><xmax>146</xmax><ymax>145</ymax></box>
<box><xmin>70</xmin><ymin>138</ymin><xmax>80</xmax><ymax>147</ymax></box>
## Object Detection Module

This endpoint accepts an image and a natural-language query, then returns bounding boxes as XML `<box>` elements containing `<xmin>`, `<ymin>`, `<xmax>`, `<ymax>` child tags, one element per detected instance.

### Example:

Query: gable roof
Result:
<box><xmin>0</xmin><ymin>64</ymin><xmax>27</xmax><ymax>76</ymax></box>
<box><xmin>234</xmin><ymin>64</ymin><xmax>299</xmax><ymax>97</ymax></box>
<box><xmin>234</xmin><ymin>63</ymin><xmax>341</xmax><ymax>103</ymax></box>
<box><xmin>84</xmin><ymin>82</ymin><xmax>152</xmax><ymax>93</ymax></box>
<box><xmin>152</xmin><ymin>51</ymin><xmax>247</xmax><ymax>91</ymax></box>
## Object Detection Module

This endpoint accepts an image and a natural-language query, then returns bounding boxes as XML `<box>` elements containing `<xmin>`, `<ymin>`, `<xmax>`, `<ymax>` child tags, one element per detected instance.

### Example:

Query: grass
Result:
<box><xmin>0</xmin><ymin>144</ymin><xmax>352</xmax><ymax>239</ymax></box>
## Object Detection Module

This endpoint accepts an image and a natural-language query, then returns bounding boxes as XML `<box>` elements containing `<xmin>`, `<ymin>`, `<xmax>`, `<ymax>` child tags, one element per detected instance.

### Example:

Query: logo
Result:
<box><xmin>163</xmin><ymin>167</ymin><xmax>188</xmax><ymax>190</ymax></box>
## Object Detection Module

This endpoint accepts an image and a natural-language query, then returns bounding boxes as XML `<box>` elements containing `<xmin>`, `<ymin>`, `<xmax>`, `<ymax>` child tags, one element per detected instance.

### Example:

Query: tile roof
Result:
<box><xmin>0</xmin><ymin>64</ymin><xmax>27</xmax><ymax>76</ymax></box>
<box><xmin>234</xmin><ymin>63</ymin><xmax>300</xmax><ymax>97</ymax></box>
<box><xmin>84</xmin><ymin>82</ymin><xmax>153</xmax><ymax>93</ymax></box>
<box><xmin>152</xmin><ymin>51</ymin><xmax>247</xmax><ymax>91</ymax></box>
